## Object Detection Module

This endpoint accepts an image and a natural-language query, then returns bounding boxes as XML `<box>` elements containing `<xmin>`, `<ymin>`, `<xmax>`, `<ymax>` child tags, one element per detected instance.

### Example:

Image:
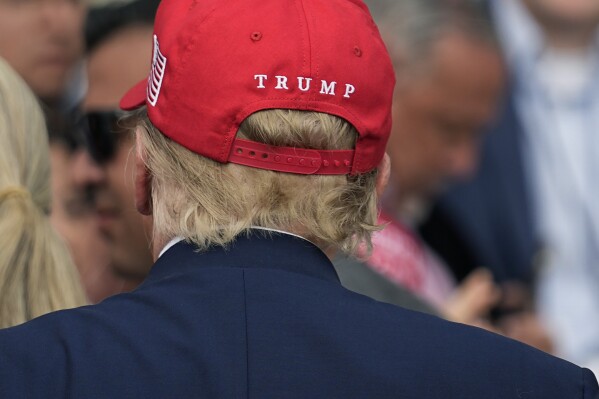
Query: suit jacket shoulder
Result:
<box><xmin>0</xmin><ymin>233</ymin><xmax>596</xmax><ymax>398</ymax></box>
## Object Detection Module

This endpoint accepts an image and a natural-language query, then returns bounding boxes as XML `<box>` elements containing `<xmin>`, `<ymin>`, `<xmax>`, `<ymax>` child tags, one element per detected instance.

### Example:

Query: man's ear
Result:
<box><xmin>134</xmin><ymin>130</ymin><xmax>153</xmax><ymax>216</ymax></box>
<box><xmin>375</xmin><ymin>153</ymin><xmax>391</xmax><ymax>198</ymax></box>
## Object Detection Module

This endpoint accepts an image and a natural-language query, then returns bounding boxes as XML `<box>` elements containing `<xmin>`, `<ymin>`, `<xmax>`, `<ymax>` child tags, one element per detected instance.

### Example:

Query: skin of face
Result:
<box><xmin>83</xmin><ymin>25</ymin><xmax>154</xmax><ymax>279</ymax></box>
<box><xmin>0</xmin><ymin>0</ymin><xmax>85</xmax><ymax>101</ymax></box>
<box><xmin>50</xmin><ymin>144</ymin><xmax>140</xmax><ymax>303</ymax></box>
<box><xmin>386</xmin><ymin>31</ymin><xmax>506</xmax><ymax>206</ymax></box>
<box><xmin>522</xmin><ymin>0</ymin><xmax>599</xmax><ymax>28</ymax></box>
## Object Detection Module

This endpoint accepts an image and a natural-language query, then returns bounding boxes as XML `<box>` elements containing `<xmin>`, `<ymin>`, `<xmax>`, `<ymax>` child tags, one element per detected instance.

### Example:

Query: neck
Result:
<box><xmin>544</xmin><ymin>29</ymin><xmax>596</xmax><ymax>50</ymax></box>
<box><xmin>529</xmin><ymin>10</ymin><xmax>598</xmax><ymax>50</ymax></box>
<box><xmin>153</xmin><ymin>228</ymin><xmax>337</xmax><ymax>261</ymax></box>
<box><xmin>152</xmin><ymin>234</ymin><xmax>171</xmax><ymax>261</ymax></box>
<box><xmin>381</xmin><ymin>184</ymin><xmax>431</xmax><ymax>226</ymax></box>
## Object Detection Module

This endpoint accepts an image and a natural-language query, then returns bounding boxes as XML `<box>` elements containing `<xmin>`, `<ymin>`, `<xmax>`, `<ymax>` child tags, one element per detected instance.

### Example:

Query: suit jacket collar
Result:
<box><xmin>144</xmin><ymin>229</ymin><xmax>340</xmax><ymax>285</ymax></box>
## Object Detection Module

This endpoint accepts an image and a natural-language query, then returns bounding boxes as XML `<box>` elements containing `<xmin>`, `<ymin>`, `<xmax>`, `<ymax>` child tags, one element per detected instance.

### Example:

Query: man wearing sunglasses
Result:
<box><xmin>81</xmin><ymin>0</ymin><xmax>160</xmax><ymax>283</ymax></box>
<box><xmin>0</xmin><ymin>0</ymin><xmax>596</xmax><ymax>397</ymax></box>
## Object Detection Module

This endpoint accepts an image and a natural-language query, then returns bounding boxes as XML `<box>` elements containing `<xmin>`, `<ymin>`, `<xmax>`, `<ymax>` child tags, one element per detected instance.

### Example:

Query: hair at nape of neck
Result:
<box><xmin>131</xmin><ymin>107</ymin><xmax>381</xmax><ymax>256</ymax></box>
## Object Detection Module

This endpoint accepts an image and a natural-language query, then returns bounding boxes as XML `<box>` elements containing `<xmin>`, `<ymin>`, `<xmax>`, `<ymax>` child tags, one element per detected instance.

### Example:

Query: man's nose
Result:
<box><xmin>71</xmin><ymin>149</ymin><xmax>106</xmax><ymax>188</ymax></box>
<box><xmin>446</xmin><ymin>139</ymin><xmax>480</xmax><ymax>180</ymax></box>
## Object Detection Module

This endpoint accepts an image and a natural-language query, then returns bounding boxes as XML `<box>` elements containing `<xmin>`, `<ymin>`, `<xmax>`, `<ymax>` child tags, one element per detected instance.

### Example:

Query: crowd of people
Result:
<box><xmin>0</xmin><ymin>0</ymin><xmax>597</xmax><ymax>397</ymax></box>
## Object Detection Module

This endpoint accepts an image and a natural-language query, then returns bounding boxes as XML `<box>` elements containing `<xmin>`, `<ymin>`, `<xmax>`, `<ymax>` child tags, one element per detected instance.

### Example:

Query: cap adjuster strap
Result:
<box><xmin>228</xmin><ymin>138</ymin><xmax>353</xmax><ymax>175</ymax></box>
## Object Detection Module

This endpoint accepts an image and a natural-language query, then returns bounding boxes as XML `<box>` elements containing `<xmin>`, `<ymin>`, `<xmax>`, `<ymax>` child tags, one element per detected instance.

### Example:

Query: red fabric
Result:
<box><xmin>367</xmin><ymin>213</ymin><xmax>455</xmax><ymax>308</ymax></box>
<box><xmin>120</xmin><ymin>0</ymin><xmax>394</xmax><ymax>175</ymax></box>
<box><xmin>368</xmin><ymin>213</ymin><xmax>426</xmax><ymax>293</ymax></box>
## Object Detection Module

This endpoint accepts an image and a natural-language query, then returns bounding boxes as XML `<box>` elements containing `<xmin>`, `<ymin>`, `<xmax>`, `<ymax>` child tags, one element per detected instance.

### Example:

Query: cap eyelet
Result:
<box><xmin>353</xmin><ymin>46</ymin><xmax>362</xmax><ymax>57</ymax></box>
<box><xmin>251</xmin><ymin>32</ymin><xmax>263</xmax><ymax>42</ymax></box>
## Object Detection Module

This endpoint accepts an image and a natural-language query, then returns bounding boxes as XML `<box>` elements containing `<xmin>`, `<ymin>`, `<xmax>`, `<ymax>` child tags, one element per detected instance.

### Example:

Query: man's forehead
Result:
<box><xmin>84</xmin><ymin>25</ymin><xmax>153</xmax><ymax>110</ymax></box>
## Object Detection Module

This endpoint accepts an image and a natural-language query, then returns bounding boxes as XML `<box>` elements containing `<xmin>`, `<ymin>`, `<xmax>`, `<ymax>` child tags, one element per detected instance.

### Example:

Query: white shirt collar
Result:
<box><xmin>249</xmin><ymin>226</ymin><xmax>314</xmax><ymax>243</ymax></box>
<box><xmin>157</xmin><ymin>227</ymin><xmax>316</xmax><ymax>259</ymax></box>
<box><xmin>492</xmin><ymin>0</ymin><xmax>544</xmax><ymax>69</ymax></box>
<box><xmin>158</xmin><ymin>236</ymin><xmax>184</xmax><ymax>259</ymax></box>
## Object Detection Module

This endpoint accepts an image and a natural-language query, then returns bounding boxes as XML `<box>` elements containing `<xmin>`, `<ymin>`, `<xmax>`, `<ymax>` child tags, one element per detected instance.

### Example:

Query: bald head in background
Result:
<box><xmin>369</xmin><ymin>0</ymin><xmax>506</xmax><ymax>217</ymax></box>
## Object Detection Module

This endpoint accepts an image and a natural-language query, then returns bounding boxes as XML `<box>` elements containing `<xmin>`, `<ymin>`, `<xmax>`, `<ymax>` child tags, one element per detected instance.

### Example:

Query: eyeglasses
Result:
<box><xmin>83</xmin><ymin>110</ymin><xmax>127</xmax><ymax>164</ymax></box>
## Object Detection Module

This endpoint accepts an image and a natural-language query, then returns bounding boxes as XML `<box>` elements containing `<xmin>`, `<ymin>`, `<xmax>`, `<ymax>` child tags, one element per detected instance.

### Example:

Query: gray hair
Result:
<box><xmin>366</xmin><ymin>0</ymin><xmax>498</xmax><ymax>70</ymax></box>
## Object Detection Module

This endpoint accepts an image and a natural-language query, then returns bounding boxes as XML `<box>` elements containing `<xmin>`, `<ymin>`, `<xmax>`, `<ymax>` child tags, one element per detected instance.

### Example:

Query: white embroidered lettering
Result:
<box><xmin>297</xmin><ymin>77</ymin><xmax>312</xmax><ymax>92</ymax></box>
<box><xmin>320</xmin><ymin>80</ymin><xmax>337</xmax><ymax>96</ymax></box>
<box><xmin>252</xmin><ymin>75</ymin><xmax>353</xmax><ymax>99</ymax></box>
<box><xmin>254</xmin><ymin>74</ymin><xmax>268</xmax><ymax>89</ymax></box>
<box><xmin>275</xmin><ymin>76</ymin><xmax>289</xmax><ymax>90</ymax></box>
<box><xmin>343</xmin><ymin>84</ymin><xmax>355</xmax><ymax>98</ymax></box>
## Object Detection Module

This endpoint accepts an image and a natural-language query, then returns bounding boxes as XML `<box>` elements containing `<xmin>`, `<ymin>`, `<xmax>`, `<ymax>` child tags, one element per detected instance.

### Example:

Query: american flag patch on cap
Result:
<box><xmin>147</xmin><ymin>35</ymin><xmax>167</xmax><ymax>107</ymax></box>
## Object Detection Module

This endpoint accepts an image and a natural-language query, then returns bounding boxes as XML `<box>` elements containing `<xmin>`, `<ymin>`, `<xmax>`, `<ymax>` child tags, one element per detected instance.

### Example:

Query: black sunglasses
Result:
<box><xmin>83</xmin><ymin>110</ymin><xmax>127</xmax><ymax>164</ymax></box>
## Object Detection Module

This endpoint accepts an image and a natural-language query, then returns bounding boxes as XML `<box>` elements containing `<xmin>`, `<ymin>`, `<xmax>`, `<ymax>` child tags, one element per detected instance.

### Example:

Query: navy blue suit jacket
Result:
<box><xmin>0</xmin><ymin>231</ymin><xmax>596</xmax><ymax>398</ymax></box>
<box><xmin>422</xmin><ymin>93</ymin><xmax>538</xmax><ymax>284</ymax></box>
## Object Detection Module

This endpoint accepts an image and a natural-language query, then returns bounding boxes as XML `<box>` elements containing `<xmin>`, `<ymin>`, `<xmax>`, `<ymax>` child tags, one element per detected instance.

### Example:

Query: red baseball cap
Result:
<box><xmin>121</xmin><ymin>0</ymin><xmax>395</xmax><ymax>175</ymax></box>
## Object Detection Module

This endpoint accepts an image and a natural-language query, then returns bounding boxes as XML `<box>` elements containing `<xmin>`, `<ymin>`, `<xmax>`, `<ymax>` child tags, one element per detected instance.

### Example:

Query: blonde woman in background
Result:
<box><xmin>0</xmin><ymin>57</ymin><xmax>87</xmax><ymax>328</ymax></box>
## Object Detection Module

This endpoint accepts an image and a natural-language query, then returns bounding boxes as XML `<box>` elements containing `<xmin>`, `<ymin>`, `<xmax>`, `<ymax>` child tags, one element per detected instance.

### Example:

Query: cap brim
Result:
<box><xmin>119</xmin><ymin>79</ymin><xmax>147</xmax><ymax>111</ymax></box>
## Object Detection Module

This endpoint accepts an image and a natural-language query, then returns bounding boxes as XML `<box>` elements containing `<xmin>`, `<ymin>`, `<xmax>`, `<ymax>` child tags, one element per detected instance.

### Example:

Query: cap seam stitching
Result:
<box><xmin>297</xmin><ymin>0</ymin><xmax>313</xmax><ymax>100</ymax></box>
<box><xmin>167</xmin><ymin>4</ymin><xmax>221</xmax><ymax>157</ymax></box>
<box><xmin>296</xmin><ymin>0</ymin><xmax>309</xmax><ymax>79</ymax></box>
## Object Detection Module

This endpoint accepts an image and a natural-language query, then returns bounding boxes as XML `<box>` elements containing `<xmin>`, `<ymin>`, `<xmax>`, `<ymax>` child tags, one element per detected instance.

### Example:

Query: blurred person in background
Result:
<box><xmin>422</xmin><ymin>0</ymin><xmax>599</xmax><ymax>372</ymax></box>
<box><xmin>82</xmin><ymin>0</ymin><xmax>160</xmax><ymax>286</ymax></box>
<box><xmin>49</xmin><ymin>123</ymin><xmax>124</xmax><ymax>303</ymax></box>
<box><xmin>337</xmin><ymin>0</ymin><xmax>513</xmax><ymax>331</ymax></box>
<box><xmin>0</xmin><ymin>0</ymin><xmax>84</xmax><ymax>106</ymax></box>
<box><xmin>0</xmin><ymin>57</ymin><xmax>87</xmax><ymax>328</ymax></box>
<box><xmin>0</xmin><ymin>1</ymin><xmax>596</xmax><ymax>396</ymax></box>
<box><xmin>0</xmin><ymin>0</ymin><xmax>131</xmax><ymax>302</ymax></box>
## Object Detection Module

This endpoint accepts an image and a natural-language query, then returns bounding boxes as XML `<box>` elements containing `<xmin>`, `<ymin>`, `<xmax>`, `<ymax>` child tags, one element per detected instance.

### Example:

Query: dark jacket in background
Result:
<box><xmin>421</xmin><ymin>93</ymin><xmax>539</xmax><ymax>285</ymax></box>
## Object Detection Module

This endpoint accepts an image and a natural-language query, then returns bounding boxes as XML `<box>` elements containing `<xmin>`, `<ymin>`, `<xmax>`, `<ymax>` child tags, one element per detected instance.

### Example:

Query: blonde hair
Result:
<box><xmin>134</xmin><ymin>108</ymin><xmax>380</xmax><ymax>255</ymax></box>
<box><xmin>0</xmin><ymin>57</ymin><xmax>87</xmax><ymax>328</ymax></box>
